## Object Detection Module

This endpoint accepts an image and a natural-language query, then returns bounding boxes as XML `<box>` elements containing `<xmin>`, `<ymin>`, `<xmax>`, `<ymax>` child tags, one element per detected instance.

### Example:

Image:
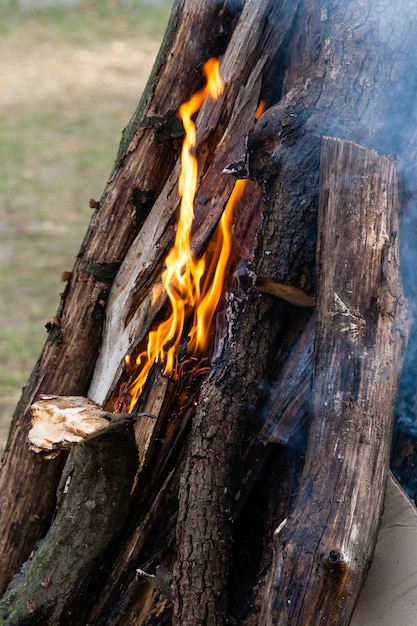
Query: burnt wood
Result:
<box><xmin>260</xmin><ymin>137</ymin><xmax>410</xmax><ymax>625</ymax></box>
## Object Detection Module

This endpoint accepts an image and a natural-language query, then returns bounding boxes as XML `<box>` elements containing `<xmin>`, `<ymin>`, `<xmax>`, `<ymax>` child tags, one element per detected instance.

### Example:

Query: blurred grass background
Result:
<box><xmin>0</xmin><ymin>0</ymin><xmax>172</xmax><ymax>447</ymax></box>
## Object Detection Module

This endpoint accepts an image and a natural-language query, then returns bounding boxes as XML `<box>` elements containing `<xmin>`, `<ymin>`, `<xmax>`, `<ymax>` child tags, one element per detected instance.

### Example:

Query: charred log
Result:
<box><xmin>260</xmin><ymin>137</ymin><xmax>410</xmax><ymax>624</ymax></box>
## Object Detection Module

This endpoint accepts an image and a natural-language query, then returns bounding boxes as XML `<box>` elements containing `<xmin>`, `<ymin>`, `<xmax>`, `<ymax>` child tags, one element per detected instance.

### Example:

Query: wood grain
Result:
<box><xmin>260</xmin><ymin>137</ymin><xmax>410</xmax><ymax>625</ymax></box>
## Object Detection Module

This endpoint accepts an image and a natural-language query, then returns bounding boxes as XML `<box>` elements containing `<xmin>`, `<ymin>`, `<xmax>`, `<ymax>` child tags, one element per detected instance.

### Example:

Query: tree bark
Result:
<box><xmin>0</xmin><ymin>423</ymin><xmax>137</xmax><ymax>624</ymax></box>
<box><xmin>0</xmin><ymin>0</ymin><xmax>416</xmax><ymax>624</ymax></box>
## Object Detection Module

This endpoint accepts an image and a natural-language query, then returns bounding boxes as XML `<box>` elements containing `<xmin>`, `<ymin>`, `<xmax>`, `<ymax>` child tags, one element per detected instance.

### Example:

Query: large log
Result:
<box><xmin>260</xmin><ymin>137</ymin><xmax>410</xmax><ymax>624</ymax></box>
<box><xmin>0</xmin><ymin>419</ymin><xmax>137</xmax><ymax>624</ymax></box>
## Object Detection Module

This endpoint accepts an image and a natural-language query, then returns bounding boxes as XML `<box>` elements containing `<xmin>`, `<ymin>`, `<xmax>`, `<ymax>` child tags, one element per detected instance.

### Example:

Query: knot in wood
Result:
<box><xmin>328</xmin><ymin>550</ymin><xmax>343</xmax><ymax>565</ymax></box>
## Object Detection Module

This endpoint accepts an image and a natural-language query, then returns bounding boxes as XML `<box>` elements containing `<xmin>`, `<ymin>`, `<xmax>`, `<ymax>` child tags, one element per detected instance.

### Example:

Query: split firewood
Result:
<box><xmin>260</xmin><ymin>138</ymin><xmax>411</xmax><ymax>625</ymax></box>
<box><xmin>28</xmin><ymin>395</ymin><xmax>152</xmax><ymax>459</ymax></box>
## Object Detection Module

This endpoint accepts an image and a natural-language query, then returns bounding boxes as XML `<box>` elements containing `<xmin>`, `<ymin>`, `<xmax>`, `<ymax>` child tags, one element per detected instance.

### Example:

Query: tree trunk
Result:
<box><xmin>0</xmin><ymin>0</ymin><xmax>416</xmax><ymax>624</ymax></box>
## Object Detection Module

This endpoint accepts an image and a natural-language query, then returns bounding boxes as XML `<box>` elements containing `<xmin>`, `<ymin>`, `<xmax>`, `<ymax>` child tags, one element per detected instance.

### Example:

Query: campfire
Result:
<box><xmin>2</xmin><ymin>1</ymin><xmax>417</xmax><ymax>625</ymax></box>
<box><xmin>29</xmin><ymin>58</ymin><xmax>254</xmax><ymax>450</ymax></box>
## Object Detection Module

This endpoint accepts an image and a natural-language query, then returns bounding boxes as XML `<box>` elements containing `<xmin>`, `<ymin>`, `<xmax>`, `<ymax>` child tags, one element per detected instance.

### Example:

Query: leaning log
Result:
<box><xmin>0</xmin><ymin>415</ymin><xmax>137</xmax><ymax>624</ymax></box>
<box><xmin>260</xmin><ymin>137</ymin><xmax>410</xmax><ymax>624</ymax></box>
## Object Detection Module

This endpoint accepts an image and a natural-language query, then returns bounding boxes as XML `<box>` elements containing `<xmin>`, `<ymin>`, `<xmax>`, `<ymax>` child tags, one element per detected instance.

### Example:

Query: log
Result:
<box><xmin>85</xmin><ymin>377</ymin><xmax>192</xmax><ymax>624</ymax></box>
<box><xmin>0</xmin><ymin>419</ymin><xmax>137</xmax><ymax>624</ymax></box>
<box><xmin>260</xmin><ymin>137</ymin><xmax>410</xmax><ymax>624</ymax></box>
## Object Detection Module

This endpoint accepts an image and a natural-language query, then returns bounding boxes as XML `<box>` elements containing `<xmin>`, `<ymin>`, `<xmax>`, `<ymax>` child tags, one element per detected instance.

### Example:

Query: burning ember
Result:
<box><xmin>119</xmin><ymin>60</ymin><xmax>261</xmax><ymax>413</ymax></box>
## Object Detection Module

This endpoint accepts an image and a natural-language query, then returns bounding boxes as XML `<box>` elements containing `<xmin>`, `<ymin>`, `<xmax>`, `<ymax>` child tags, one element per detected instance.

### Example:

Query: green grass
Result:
<box><xmin>0</xmin><ymin>1</ymin><xmax>171</xmax><ymax>39</ymax></box>
<box><xmin>0</xmin><ymin>0</ymin><xmax>172</xmax><ymax>417</ymax></box>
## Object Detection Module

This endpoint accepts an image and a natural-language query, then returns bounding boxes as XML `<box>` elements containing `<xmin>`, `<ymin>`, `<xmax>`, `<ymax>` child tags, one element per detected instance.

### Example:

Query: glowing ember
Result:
<box><xmin>120</xmin><ymin>58</ymin><xmax>264</xmax><ymax>413</ymax></box>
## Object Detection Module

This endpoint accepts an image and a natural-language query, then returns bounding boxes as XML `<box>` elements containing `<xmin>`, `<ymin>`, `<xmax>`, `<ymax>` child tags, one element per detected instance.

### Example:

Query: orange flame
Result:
<box><xmin>255</xmin><ymin>99</ymin><xmax>266</xmax><ymax>119</ymax></box>
<box><xmin>124</xmin><ymin>59</ymin><xmax>225</xmax><ymax>410</ymax></box>
<box><xmin>188</xmin><ymin>178</ymin><xmax>245</xmax><ymax>353</ymax></box>
<box><xmin>122</xmin><ymin>56</ymin><xmax>265</xmax><ymax>413</ymax></box>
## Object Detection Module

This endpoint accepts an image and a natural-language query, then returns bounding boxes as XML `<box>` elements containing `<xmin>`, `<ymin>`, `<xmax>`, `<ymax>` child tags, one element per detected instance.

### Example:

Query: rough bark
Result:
<box><xmin>260</xmin><ymin>137</ymin><xmax>410</xmax><ymax>624</ymax></box>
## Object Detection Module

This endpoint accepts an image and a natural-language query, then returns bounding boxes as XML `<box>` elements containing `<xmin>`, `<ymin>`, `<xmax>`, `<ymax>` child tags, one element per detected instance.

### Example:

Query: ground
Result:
<box><xmin>0</xmin><ymin>1</ymin><xmax>171</xmax><ymax>452</ymax></box>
